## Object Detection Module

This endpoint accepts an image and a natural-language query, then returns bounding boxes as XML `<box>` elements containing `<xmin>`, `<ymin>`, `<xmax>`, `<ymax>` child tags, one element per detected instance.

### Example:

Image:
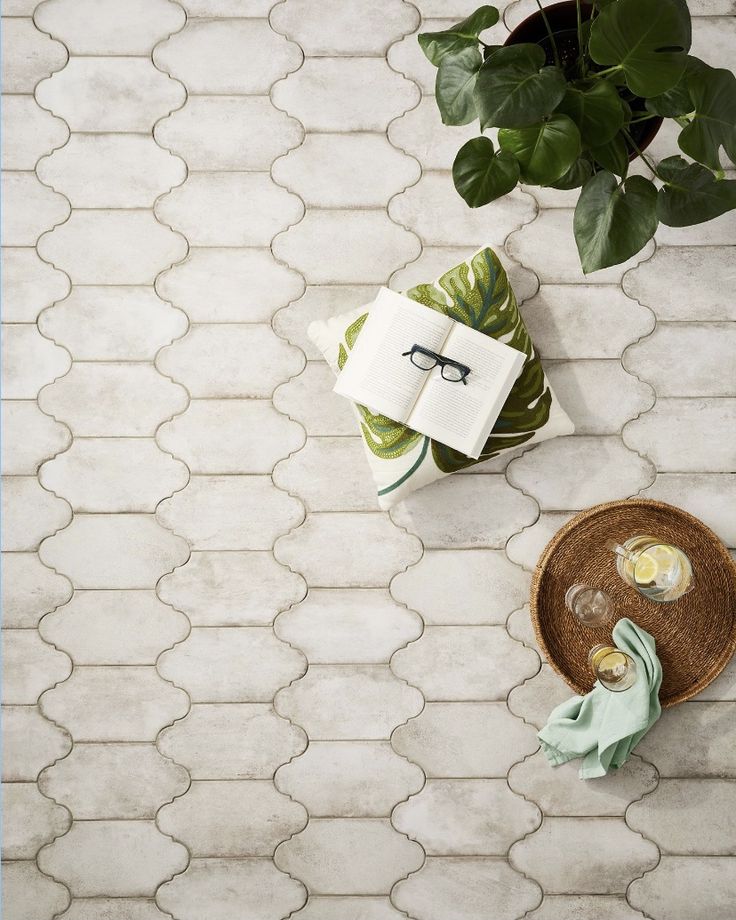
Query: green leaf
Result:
<box><xmin>436</xmin><ymin>47</ymin><xmax>482</xmax><ymax>125</ymax></box>
<box><xmin>574</xmin><ymin>171</ymin><xmax>658</xmax><ymax>273</ymax></box>
<box><xmin>591</xmin><ymin>132</ymin><xmax>629</xmax><ymax>177</ymax></box>
<box><xmin>474</xmin><ymin>43</ymin><xmax>566</xmax><ymax>129</ymax></box>
<box><xmin>678</xmin><ymin>65</ymin><xmax>736</xmax><ymax>170</ymax></box>
<box><xmin>657</xmin><ymin>155</ymin><xmax>736</xmax><ymax>226</ymax></box>
<box><xmin>452</xmin><ymin>136</ymin><xmax>520</xmax><ymax>206</ymax></box>
<box><xmin>418</xmin><ymin>5</ymin><xmax>499</xmax><ymax>66</ymax></box>
<box><xmin>357</xmin><ymin>407</ymin><xmax>423</xmax><ymax>460</ymax></box>
<box><xmin>589</xmin><ymin>0</ymin><xmax>691</xmax><ymax>97</ymax></box>
<box><xmin>549</xmin><ymin>156</ymin><xmax>593</xmax><ymax>189</ymax></box>
<box><xmin>646</xmin><ymin>55</ymin><xmax>706</xmax><ymax>116</ymax></box>
<box><xmin>556</xmin><ymin>80</ymin><xmax>624</xmax><ymax>146</ymax></box>
<box><xmin>498</xmin><ymin>115</ymin><xmax>581</xmax><ymax>185</ymax></box>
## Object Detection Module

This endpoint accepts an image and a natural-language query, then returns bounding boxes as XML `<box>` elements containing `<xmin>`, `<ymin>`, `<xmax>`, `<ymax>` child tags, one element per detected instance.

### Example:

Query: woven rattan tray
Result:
<box><xmin>530</xmin><ymin>499</ymin><xmax>736</xmax><ymax>707</ymax></box>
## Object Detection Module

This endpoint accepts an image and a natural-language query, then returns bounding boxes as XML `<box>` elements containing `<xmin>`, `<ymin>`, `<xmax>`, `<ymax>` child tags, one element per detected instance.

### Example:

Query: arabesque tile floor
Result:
<box><xmin>2</xmin><ymin>1</ymin><xmax>736</xmax><ymax>918</ymax></box>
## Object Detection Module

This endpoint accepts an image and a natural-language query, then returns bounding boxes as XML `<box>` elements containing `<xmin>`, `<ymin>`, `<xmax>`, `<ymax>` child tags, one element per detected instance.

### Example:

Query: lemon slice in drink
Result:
<box><xmin>634</xmin><ymin>544</ymin><xmax>676</xmax><ymax>586</ymax></box>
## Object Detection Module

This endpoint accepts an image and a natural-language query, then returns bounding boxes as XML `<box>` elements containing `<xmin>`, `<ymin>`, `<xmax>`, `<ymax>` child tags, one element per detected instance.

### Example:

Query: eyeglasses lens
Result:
<box><xmin>411</xmin><ymin>351</ymin><xmax>437</xmax><ymax>370</ymax></box>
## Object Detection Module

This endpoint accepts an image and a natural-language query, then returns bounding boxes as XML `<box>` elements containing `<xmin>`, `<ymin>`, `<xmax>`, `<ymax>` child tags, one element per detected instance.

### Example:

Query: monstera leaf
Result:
<box><xmin>678</xmin><ymin>65</ymin><xmax>736</xmax><ymax>170</ymax></box>
<box><xmin>475</xmin><ymin>44</ymin><xmax>566</xmax><ymax>128</ymax></box>
<box><xmin>436</xmin><ymin>47</ymin><xmax>483</xmax><ymax>125</ymax></box>
<box><xmin>452</xmin><ymin>136</ymin><xmax>520</xmax><ymax>206</ymax></box>
<box><xmin>555</xmin><ymin>80</ymin><xmax>624</xmax><ymax>146</ymax></box>
<box><xmin>498</xmin><ymin>115</ymin><xmax>581</xmax><ymax>185</ymax></box>
<box><xmin>419</xmin><ymin>5</ymin><xmax>499</xmax><ymax>65</ymax></box>
<box><xmin>406</xmin><ymin>248</ymin><xmax>551</xmax><ymax>473</ymax></box>
<box><xmin>657</xmin><ymin>156</ymin><xmax>736</xmax><ymax>226</ymax></box>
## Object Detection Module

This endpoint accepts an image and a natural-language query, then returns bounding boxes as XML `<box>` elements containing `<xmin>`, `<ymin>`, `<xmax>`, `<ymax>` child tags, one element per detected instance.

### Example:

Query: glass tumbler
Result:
<box><xmin>564</xmin><ymin>584</ymin><xmax>614</xmax><ymax>628</ymax></box>
<box><xmin>588</xmin><ymin>644</ymin><xmax>638</xmax><ymax>691</ymax></box>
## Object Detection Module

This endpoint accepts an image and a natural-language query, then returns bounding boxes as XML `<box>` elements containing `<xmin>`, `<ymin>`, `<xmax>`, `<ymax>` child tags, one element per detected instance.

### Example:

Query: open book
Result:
<box><xmin>334</xmin><ymin>287</ymin><xmax>526</xmax><ymax>459</ymax></box>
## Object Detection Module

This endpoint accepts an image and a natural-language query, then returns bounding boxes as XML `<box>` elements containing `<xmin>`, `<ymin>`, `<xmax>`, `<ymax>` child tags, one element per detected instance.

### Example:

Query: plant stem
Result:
<box><xmin>622</xmin><ymin>127</ymin><xmax>659</xmax><ymax>179</ymax></box>
<box><xmin>534</xmin><ymin>0</ymin><xmax>561</xmax><ymax>69</ymax></box>
<box><xmin>629</xmin><ymin>113</ymin><xmax>659</xmax><ymax>124</ymax></box>
<box><xmin>576</xmin><ymin>0</ymin><xmax>585</xmax><ymax>77</ymax></box>
<box><xmin>589</xmin><ymin>64</ymin><xmax>623</xmax><ymax>79</ymax></box>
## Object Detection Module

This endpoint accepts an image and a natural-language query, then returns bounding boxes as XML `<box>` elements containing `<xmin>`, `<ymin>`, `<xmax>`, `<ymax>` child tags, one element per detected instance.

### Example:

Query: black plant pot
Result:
<box><xmin>502</xmin><ymin>0</ymin><xmax>662</xmax><ymax>158</ymax></box>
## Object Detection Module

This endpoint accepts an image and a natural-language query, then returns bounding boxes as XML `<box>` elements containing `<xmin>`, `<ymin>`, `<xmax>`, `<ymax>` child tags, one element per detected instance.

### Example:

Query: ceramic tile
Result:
<box><xmin>273</xmin><ymin>362</ymin><xmax>358</xmax><ymax>435</ymax></box>
<box><xmin>627</xmin><ymin>778</ymin><xmax>736</xmax><ymax>855</ymax></box>
<box><xmin>507</xmin><ymin>210</ymin><xmax>655</xmax><ymax>284</ymax></box>
<box><xmin>626</xmin><ymin>323</ymin><xmax>736</xmax><ymax>397</ymax></box>
<box><xmin>1</xmin><ymin>247</ymin><xmax>69</xmax><ymax>323</ymax></box>
<box><xmin>39</xmin><ymin>590</ymin><xmax>189</xmax><ymax>665</ymax></box>
<box><xmin>2</xmin><ymin>172</ymin><xmax>69</xmax><ymax>246</ymax></box>
<box><xmin>273</xmin><ymin>284</ymin><xmax>378</xmax><ymax>360</ymax></box>
<box><xmin>391</xmin><ymin>549</ymin><xmax>530</xmax><ymax>624</ymax></box>
<box><xmin>157</xmin><ymin>173</ymin><xmax>303</xmax><ymax>247</ymax></box>
<box><xmin>274</xmin><ymin>513</ymin><xmax>422</xmax><ymax>587</ymax></box>
<box><xmin>35</xmin><ymin>0</ymin><xmax>186</xmax><ymax>54</ymax></box>
<box><xmin>158</xmin><ymin>704</ymin><xmax>306</xmax><ymax>779</ymax></box>
<box><xmin>40</xmin><ymin>513</ymin><xmax>189</xmax><ymax>588</ymax></box>
<box><xmin>275</xmin><ymin>741</ymin><xmax>424</xmax><ymax>816</ymax></box>
<box><xmin>392</xmin><ymin>857</ymin><xmax>541</xmax><ymax>920</ymax></box>
<box><xmin>182</xmin><ymin>0</ymin><xmax>273</xmax><ymax>12</ymax></box>
<box><xmin>2</xmin><ymin>400</ymin><xmax>70</xmax><ymax>475</ymax></box>
<box><xmin>392</xmin><ymin>626</ymin><xmax>538</xmax><ymax>700</ymax></box>
<box><xmin>392</xmin><ymin>702</ymin><xmax>538</xmax><ymax>776</ymax></box>
<box><xmin>158</xmin><ymin>781</ymin><xmax>307</xmax><ymax>856</ymax></box>
<box><xmin>275</xmin><ymin>665</ymin><xmax>423</xmax><ymax>739</ymax></box>
<box><xmin>391</xmin><ymin>473</ymin><xmax>537</xmax><ymax>547</ymax></box>
<box><xmin>656</xmin><ymin>210</ymin><xmax>736</xmax><ymax>246</ymax></box>
<box><xmin>271</xmin><ymin>0</ymin><xmax>418</xmax><ymax>54</ymax></box>
<box><xmin>39</xmin><ymin>286</ymin><xmax>188</xmax><ymax>361</ymax></box>
<box><xmin>526</xmin><ymin>895</ymin><xmax>648</xmax><ymax>920</ymax></box>
<box><xmin>509</xmin><ymin>751</ymin><xmax>658</xmax><ymax>816</ymax></box>
<box><xmin>39</xmin><ymin>820</ymin><xmax>188</xmax><ymax>897</ymax></box>
<box><xmin>40</xmin><ymin>438</ymin><xmax>188</xmax><ymax>512</ymax></box>
<box><xmin>157</xmin><ymin>475</ymin><xmax>303</xmax><ymax>550</ymax></box>
<box><xmin>1</xmin><ymin>551</ymin><xmax>72</xmax><ymax>628</ymax></box>
<box><xmin>158</xmin><ymin>324</ymin><xmax>303</xmax><ymax>397</ymax></box>
<box><xmin>38</xmin><ymin>210</ymin><xmax>187</xmax><ymax>284</ymax></box>
<box><xmin>38</xmin><ymin>135</ymin><xmax>186</xmax><ymax>208</ymax></box>
<box><xmin>506</xmin><ymin>603</ymin><xmax>539</xmax><ymax>650</ymax></box>
<box><xmin>508</xmin><ymin>662</ymin><xmax>574</xmax><ymax>730</ymax></box>
<box><xmin>36</xmin><ymin>58</ymin><xmax>185</xmax><ymax>132</ymax></box>
<box><xmin>690</xmin><ymin>16</ymin><xmax>736</xmax><ymax>71</ymax></box>
<box><xmin>58</xmin><ymin>900</ymin><xmax>171</xmax><ymax>920</ymax></box>
<box><xmin>521</xmin><ymin>285</ymin><xmax>654</xmax><ymax>359</ymax></box>
<box><xmin>507</xmin><ymin>436</ymin><xmax>654</xmax><ymax>510</ymax></box>
<box><xmin>275</xmin><ymin>588</ymin><xmax>422</xmax><ymax>663</ymax></box>
<box><xmin>695</xmin><ymin>654</ymin><xmax>736</xmax><ymax>700</ymax></box>
<box><xmin>154</xmin><ymin>20</ymin><xmax>301</xmax><ymax>94</ymax></box>
<box><xmin>629</xmin><ymin>857</ymin><xmax>736</xmax><ymax>920</ymax></box>
<box><xmin>273</xmin><ymin>134</ymin><xmax>420</xmax><ymax>207</ymax></box>
<box><xmin>158</xmin><ymin>399</ymin><xmax>304</xmax><ymax>473</ymax></box>
<box><xmin>156</xmin><ymin>96</ymin><xmax>303</xmax><ymax>170</ymax></box>
<box><xmin>1</xmin><ymin>476</ymin><xmax>71</xmax><ymax>551</ymax></box>
<box><xmin>1</xmin><ymin>18</ymin><xmax>66</xmax><ymax>93</ymax></box>
<box><xmin>1</xmin><ymin>96</ymin><xmax>67</xmax><ymax>170</ymax></box>
<box><xmin>2</xmin><ymin>705</ymin><xmax>71</xmax><ymax>782</ymax></box>
<box><xmin>40</xmin><ymin>666</ymin><xmax>189</xmax><ymax>741</ymax></box>
<box><xmin>1</xmin><ymin>782</ymin><xmax>70</xmax><ymax>859</ymax></box>
<box><xmin>272</xmin><ymin>58</ymin><xmax>419</xmax><ymax>132</ymax></box>
<box><xmin>275</xmin><ymin>819</ymin><xmax>424</xmax><ymax>894</ymax></box>
<box><xmin>505</xmin><ymin>512</ymin><xmax>575</xmax><ymax>571</ymax></box>
<box><xmin>39</xmin><ymin>744</ymin><xmax>189</xmax><ymax>819</ymax></box>
<box><xmin>159</xmin><ymin>627</ymin><xmax>305</xmax><ymax>701</ymax></box>
<box><xmin>2</xmin><ymin>629</ymin><xmax>71</xmax><ymax>704</ymax></box>
<box><xmin>388</xmin><ymin>97</ymin><xmax>478</xmax><ymax>171</ymax></box>
<box><xmin>387</xmin><ymin>19</ymin><xmax>455</xmax><ymax>94</ymax></box>
<box><xmin>510</xmin><ymin>818</ymin><xmax>659</xmax><ymax>894</ymax></box>
<box><xmin>273</xmin><ymin>210</ymin><xmax>421</xmax><ymax>284</ymax></box>
<box><xmin>394</xmin><ymin>779</ymin><xmax>540</xmax><ymax>854</ymax></box>
<box><xmin>157</xmin><ymin>858</ymin><xmax>306</xmax><ymax>920</ymax></box>
<box><xmin>158</xmin><ymin>248</ymin><xmax>304</xmax><ymax>324</ymax></box>
<box><xmin>158</xmin><ymin>550</ymin><xmax>306</xmax><ymax>626</ymax></box>
<box><xmin>1</xmin><ymin>861</ymin><xmax>70</xmax><ymax>920</ymax></box>
<box><xmin>625</xmin><ymin>399</ymin><xmax>736</xmax><ymax>472</ymax></box>
<box><xmin>273</xmin><ymin>437</ymin><xmax>378</xmax><ymax>511</ymax></box>
<box><xmin>640</xmin><ymin>474</ymin><xmax>736</xmax><ymax>547</ymax></box>
<box><xmin>635</xmin><ymin>702</ymin><xmax>736</xmax><ymax>776</ymax></box>
<box><xmin>623</xmin><ymin>246</ymin><xmax>736</xmax><ymax>320</ymax></box>
<box><xmin>290</xmin><ymin>898</ymin><xmax>406</xmax><ymax>920</ymax></box>
<box><xmin>2</xmin><ymin>324</ymin><xmax>70</xmax><ymax>399</ymax></box>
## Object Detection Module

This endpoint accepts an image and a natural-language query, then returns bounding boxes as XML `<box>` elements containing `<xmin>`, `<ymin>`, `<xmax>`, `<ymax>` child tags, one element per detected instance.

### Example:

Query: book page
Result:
<box><xmin>407</xmin><ymin>321</ymin><xmax>525</xmax><ymax>458</ymax></box>
<box><xmin>334</xmin><ymin>288</ymin><xmax>453</xmax><ymax>423</ymax></box>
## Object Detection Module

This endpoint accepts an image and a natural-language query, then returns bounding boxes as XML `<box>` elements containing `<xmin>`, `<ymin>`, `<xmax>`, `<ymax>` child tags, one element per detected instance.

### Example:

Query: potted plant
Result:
<box><xmin>419</xmin><ymin>0</ymin><xmax>736</xmax><ymax>273</ymax></box>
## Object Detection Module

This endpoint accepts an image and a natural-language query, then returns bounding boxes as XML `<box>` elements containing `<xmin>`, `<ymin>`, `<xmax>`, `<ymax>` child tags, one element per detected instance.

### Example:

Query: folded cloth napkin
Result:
<box><xmin>538</xmin><ymin>618</ymin><xmax>662</xmax><ymax>779</ymax></box>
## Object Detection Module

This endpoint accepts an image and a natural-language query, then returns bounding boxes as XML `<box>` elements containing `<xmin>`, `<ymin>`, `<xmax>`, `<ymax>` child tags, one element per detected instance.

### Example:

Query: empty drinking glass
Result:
<box><xmin>565</xmin><ymin>584</ymin><xmax>614</xmax><ymax>628</ymax></box>
<box><xmin>608</xmin><ymin>535</ymin><xmax>694</xmax><ymax>603</ymax></box>
<box><xmin>588</xmin><ymin>644</ymin><xmax>638</xmax><ymax>691</ymax></box>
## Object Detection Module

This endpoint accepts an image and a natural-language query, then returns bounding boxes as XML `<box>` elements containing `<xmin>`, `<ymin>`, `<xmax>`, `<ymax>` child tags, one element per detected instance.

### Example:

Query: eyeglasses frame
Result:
<box><xmin>401</xmin><ymin>344</ymin><xmax>471</xmax><ymax>385</ymax></box>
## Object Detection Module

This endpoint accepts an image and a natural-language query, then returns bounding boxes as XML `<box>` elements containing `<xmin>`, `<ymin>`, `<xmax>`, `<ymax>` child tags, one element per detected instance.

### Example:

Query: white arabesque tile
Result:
<box><xmin>38</xmin><ymin>135</ymin><xmax>185</xmax><ymax>208</ymax></box>
<box><xmin>36</xmin><ymin>58</ymin><xmax>185</xmax><ymax>132</ymax></box>
<box><xmin>635</xmin><ymin>702</ymin><xmax>736</xmax><ymax>776</ymax></box>
<box><xmin>656</xmin><ymin>209</ymin><xmax>736</xmax><ymax>246</ymax></box>
<box><xmin>2</xmin><ymin>706</ymin><xmax>71</xmax><ymax>782</ymax></box>
<box><xmin>508</xmin><ymin>662</ymin><xmax>574</xmax><ymax>729</ymax></box>
<box><xmin>2</xmin><ymin>248</ymin><xmax>69</xmax><ymax>323</ymax></box>
<box><xmin>158</xmin><ymin>475</ymin><xmax>302</xmax><ymax>549</ymax></box>
<box><xmin>389</xmin><ymin>97</ymin><xmax>477</xmax><ymax>171</ymax></box>
<box><xmin>157</xmin><ymin>173</ymin><xmax>303</xmax><ymax>247</ymax></box>
<box><xmin>35</xmin><ymin>0</ymin><xmax>186</xmax><ymax>54</ymax></box>
<box><xmin>275</xmin><ymin>741</ymin><xmax>424</xmax><ymax>817</ymax></box>
<box><xmin>2</xmin><ymin>400</ymin><xmax>70</xmax><ymax>475</ymax></box>
<box><xmin>526</xmin><ymin>896</ymin><xmax>648</xmax><ymax>920</ymax></box>
<box><xmin>641</xmin><ymin>473</ymin><xmax>735</xmax><ymax>547</ymax></box>
<box><xmin>387</xmin><ymin>19</ymin><xmax>455</xmax><ymax>94</ymax></box>
<box><xmin>273</xmin><ymin>362</ymin><xmax>357</xmax><ymax>435</ymax></box>
<box><xmin>272</xmin><ymin>58</ymin><xmax>419</xmax><ymax>132</ymax></box>
<box><xmin>273</xmin><ymin>437</ymin><xmax>377</xmax><ymax>511</ymax></box>
<box><xmin>2</xmin><ymin>324</ymin><xmax>70</xmax><ymax>399</ymax></box>
<box><xmin>1</xmin><ymin>18</ymin><xmax>66</xmax><ymax>93</ymax></box>
<box><xmin>39</xmin><ymin>590</ymin><xmax>189</xmax><ymax>665</ymax></box>
<box><xmin>1</xmin><ymin>552</ymin><xmax>72</xmax><ymax>628</ymax></box>
<box><xmin>40</xmin><ymin>513</ymin><xmax>189</xmax><ymax>589</ymax></box>
<box><xmin>2</xmin><ymin>476</ymin><xmax>70</xmax><ymax>551</ymax></box>
<box><xmin>2</xmin><ymin>630</ymin><xmax>70</xmax><ymax>704</ymax></box>
<box><xmin>156</xmin><ymin>96</ymin><xmax>303</xmax><ymax>170</ymax></box>
<box><xmin>1</xmin><ymin>861</ymin><xmax>70</xmax><ymax>920</ymax></box>
<box><xmin>2</xmin><ymin>96</ymin><xmax>67</xmax><ymax>170</ymax></box>
<box><xmin>629</xmin><ymin>857</ymin><xmax>736</xmax><ymax>920</ymax></box>
<box><xmin>1</xmin><ymin>173</ymin><xmax>69</xmax><ymax>246</ymax></box>
<box><xmin>39</xmin><ymin>743</ymin><xmax>189</xmax><ymax>819</ymax></box>
<box><xmin>158</xmin><ymin>550</ymin><xmax>305</xmax><ymax>626</ymax></box>
<box><xmin>1</xmin><ymin>783</ymin><xmax>70</xmax><ymax>859</ymax></box>
<box><xmin>291</xmin><ymin>897</ymin><xmax>406</xmax><ymax>920</ymax></box>
<box><xmin>505</xmin><ymin>512</ymin><xmax>575</xmax><ymax>571</ymax></box>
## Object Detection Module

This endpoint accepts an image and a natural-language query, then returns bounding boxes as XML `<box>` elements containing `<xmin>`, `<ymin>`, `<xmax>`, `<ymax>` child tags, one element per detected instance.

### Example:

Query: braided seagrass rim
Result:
<box><xmin>529</xmin><ymin>498</ymin><xmax>736</xmax><ymax>707</ymax></box>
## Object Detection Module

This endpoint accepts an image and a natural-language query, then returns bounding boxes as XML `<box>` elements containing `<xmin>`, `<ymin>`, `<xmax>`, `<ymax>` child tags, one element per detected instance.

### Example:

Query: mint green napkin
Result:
<box><xmin>538</xmin><ymin>618</ymin><xmax>662</xmax><ymax>779</ymax></box>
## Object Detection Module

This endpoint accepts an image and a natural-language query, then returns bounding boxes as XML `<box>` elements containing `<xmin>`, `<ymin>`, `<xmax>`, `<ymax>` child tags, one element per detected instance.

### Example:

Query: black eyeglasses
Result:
<box><xmin>402</xmin><ymin>344</ymin><xmax>471</xmax><ymax>385</ymax></box>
